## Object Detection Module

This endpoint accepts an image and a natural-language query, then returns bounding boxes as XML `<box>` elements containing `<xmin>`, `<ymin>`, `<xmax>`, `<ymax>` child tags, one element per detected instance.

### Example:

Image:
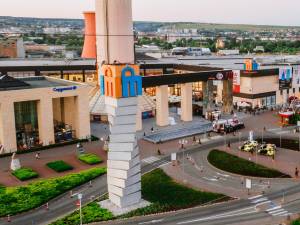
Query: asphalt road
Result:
<box><xmin>1</xmin><ymin>133</ymin><xmax>299</xmax><ymax>225</ymax></box>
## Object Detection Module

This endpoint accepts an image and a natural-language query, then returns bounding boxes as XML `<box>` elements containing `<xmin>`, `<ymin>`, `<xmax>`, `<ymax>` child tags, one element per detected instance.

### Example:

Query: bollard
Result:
<box><xmin>7</xmin><ymin>215</ymin><xmax>11</xmax><ymax>222</ymax></box>
<box><xmin>89</xmin><ymin>180</ymin><xmax>92</xmax><ymax>187</ymax></box>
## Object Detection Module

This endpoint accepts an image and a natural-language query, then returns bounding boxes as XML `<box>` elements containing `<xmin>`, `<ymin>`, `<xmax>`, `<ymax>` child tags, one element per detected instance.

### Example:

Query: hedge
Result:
<box><xmin>78</xmin><ymin>154</ymin><xmax>102</xmax><ymax>165</ymax></box>
<box><xmin>47</xmin><ymin>161</ymin><xmax>74</xmax><ymax>173</ymax></box>
<box><xmin>51</xmin><ymin>202</ymin><xmax>113</xmax><ymax>225</ymax></box>
<box><xmin>208</xmin><ymin>150</ymin><xmax>291</xmax><ymax>178</ymax></box>
<box><xmin>0</xmin><ymin>167</ymin><xmax>106</xmax><ymax>216</ymax></box>
<box><xmin>12</xmin><ymin>168</ymin><xmax>39</xmax><ymax>181</ymax></box>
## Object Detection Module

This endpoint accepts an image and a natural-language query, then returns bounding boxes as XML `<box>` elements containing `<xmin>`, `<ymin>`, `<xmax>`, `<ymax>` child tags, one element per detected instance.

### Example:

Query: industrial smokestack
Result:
<box><xmin>81</xmin><ymin>11</ymin><xmax>97</xmax><ymax>59</ymax></box>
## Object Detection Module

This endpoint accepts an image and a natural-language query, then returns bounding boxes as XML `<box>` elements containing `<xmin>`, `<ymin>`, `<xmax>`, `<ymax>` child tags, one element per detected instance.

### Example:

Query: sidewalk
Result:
<box><xmin>0</xmin><ymin>141</ymin><xmax>107</xmax><ymax>187</ymax></box>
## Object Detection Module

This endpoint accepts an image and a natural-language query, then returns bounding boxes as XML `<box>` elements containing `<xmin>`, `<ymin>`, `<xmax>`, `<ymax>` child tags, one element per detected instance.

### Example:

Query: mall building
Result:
<box><xmin>0</xmin><ymin>75</ymin><xmax>91</xmax><ymax>154</ymax></box>
<box><xmin>232</xmin><ymin>66</ymin><xmax>300</xmax><ymax>109</ymax></box>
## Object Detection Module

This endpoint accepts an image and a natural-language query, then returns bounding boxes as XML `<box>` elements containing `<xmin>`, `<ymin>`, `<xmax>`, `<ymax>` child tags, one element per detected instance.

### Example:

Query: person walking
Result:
<box><xmin>35</xmin><ymin>152</ymin><xmax>40</xmax><ymax>160</ymax></box>
<box><xmin>295</xmin><ymin>167</ymin><xmax>299</xmax><ymax>178</ymax></box>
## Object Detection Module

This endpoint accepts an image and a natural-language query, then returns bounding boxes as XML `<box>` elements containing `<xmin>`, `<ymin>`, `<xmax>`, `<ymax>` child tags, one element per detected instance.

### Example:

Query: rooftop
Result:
<box><xmin>0</xmin><ymin>76</ymin><xmax>75</xmax><ymax>91</ymax></box>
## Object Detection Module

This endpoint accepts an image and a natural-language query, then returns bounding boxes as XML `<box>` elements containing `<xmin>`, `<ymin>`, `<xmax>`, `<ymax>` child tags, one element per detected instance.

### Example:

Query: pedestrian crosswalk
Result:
<box><xmin>142</xmin><ymin>156</ymin><xmax>161</xmax><ymax>164</ymax></box>
<box><xmin>266</xmin><ymin>205</ymin><xmax>290</xmax><ymax>217</ymax></box>
<box><xmin>248</xmin><ymin>195</ymin><xmax>291</xmax><ymax>217</ymax></box>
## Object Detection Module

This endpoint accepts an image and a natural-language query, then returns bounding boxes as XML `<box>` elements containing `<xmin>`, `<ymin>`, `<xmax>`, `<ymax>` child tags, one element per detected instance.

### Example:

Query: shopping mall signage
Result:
<box><xmin>53</xmin><ymin>86</ymin><xmax>77</xmax><ymax>93</ymax></box>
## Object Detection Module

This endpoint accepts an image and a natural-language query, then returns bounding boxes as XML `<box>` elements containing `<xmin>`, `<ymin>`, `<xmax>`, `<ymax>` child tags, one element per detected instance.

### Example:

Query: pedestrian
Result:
<box><xmin>35</xmin><ymin>152</ymin><xmax>40</xmax><ymax>160</ymax></box>
<box><xmin>157</xmin><ymin>149</ymin><xmax>161</xmax><ymax>156</ymax></box>
<box><xmin>227</xmin><ymin>141</ymin><xmax>231</xmax><ymax>149</ymax></box>
<box><xmin>151</xmin><ymin>127</ymin><xmax>154</xmax><ymax>133</ymax></box>
<box><xmin>295</xmin><ymin>167</ymin><xmax>299</xmax><ymax>178</ymax></box>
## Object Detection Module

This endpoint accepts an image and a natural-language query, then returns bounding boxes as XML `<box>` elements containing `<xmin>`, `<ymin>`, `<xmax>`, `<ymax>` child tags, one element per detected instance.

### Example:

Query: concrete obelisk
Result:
<box><xmin>95</xmin><ymin>0</ymin><xmax>148</xmax><ymax>213</ymax></box>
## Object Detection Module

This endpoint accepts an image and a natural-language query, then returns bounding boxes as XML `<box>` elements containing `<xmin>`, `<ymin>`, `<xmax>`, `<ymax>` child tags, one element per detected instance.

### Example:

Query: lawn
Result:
<box><xmin>0</xmin><ymin>167</ymin><xmax>106</xmax><ymax>216</ymax></box>
<box><xmin>12</xmin><ymin>168</ymin><xmax>39</xmax><ymax>181</ymax></box>
<box><xmin>51</xmin><ymin>169</ymin><xmax>229</xmax><ymax>224</ymax></box>
<box><xmin>123</xmin><ymin>169</ymin><xmax>229</xmax><ymax>217</ymax></box>
<box><xmin>47</xmin><ymin>160</ymin><xmax>73</xmax><ymax>172</ymax></box>
<box><xmin>78</xmin><ymin>154</ymin><xmax>102</xmax><ymax>165</ymax></box>
<box><xmin>208</xmin><ymin>150</ymin><xmax>291</xmax><ymax>178</ymax></box>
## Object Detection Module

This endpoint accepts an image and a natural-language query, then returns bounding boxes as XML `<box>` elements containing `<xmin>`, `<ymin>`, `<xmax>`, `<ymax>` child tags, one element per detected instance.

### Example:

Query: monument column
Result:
<box><xmin>156</xmin><ymin>85</ymin><xmax>169</xmax><ymax>126</ymax></box>
<box><xmin>96</xmin><ymin>0</ymin><xmax>148</xmax><ymax>212</ymax></box>
<box><xmin>181</xmin><ymin>83</ymin><xmax>193</xmax><ymax>122</ymax></box>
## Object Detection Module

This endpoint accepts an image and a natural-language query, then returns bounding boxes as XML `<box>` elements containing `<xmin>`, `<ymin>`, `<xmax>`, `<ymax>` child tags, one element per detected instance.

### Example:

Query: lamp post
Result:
<box><xmin>179</xmin><ymin>139</ymin><xmax>188</xmax><ymax>183</ymax></box>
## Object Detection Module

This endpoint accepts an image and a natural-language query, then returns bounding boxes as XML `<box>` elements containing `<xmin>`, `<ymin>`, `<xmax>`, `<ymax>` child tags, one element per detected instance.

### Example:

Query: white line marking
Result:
<box><xmin>251</xmin><ymin>197</ymin><xmax>268</xmax><ymax>204</ymax></box>
<box><xmin>216</xmin><ymin>172</ymin><xmax>230</xmax><ymax>178</ymax></box>
<box><xmin>255</xmin><ymin>200</ymin><xmax>272</xmax><ymax>207</ymax></box>
<box><xmin>248</xmin><ymin>195</ymin><xmax>262</xmax><ymax>200</ymax></box>
<box><xmin>158</xmin><ymin>162</ymin><xmax>171</xmax><ymax>168</ymax></box>
<box><xmin>177</xmin><ymin>208</ymin><xmax>256</xmax><ymax>224</ymax></box>
<box><xmin>269</xmin><ymin>209</ymin><xmax>285</xmax><ymax>214</ymax></box>
<box><xmin>266</xmin><ymin>206</ymin><xmax>281</xmax><ymax>212</ymax></box>
<box><xmin>202</xmin><ymin>177</ymin><xmax>218</xmax><ymax>182</ymax></box>
<box><xmin>272</xmin><ymin>211</ymin><xmax>288</xmax><ymax>216</ymax></box>
<box><xmin>139</xmin><ymin>219</ymin><xmax>164</xmax><ymax>224</ymax></box>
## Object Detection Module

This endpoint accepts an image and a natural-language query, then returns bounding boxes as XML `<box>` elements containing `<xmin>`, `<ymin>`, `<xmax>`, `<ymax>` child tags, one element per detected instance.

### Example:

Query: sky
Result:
<box><xmin>1</xmin><ymin>0</ymin><xmax>300</xmax><ymax>26</ymax></box>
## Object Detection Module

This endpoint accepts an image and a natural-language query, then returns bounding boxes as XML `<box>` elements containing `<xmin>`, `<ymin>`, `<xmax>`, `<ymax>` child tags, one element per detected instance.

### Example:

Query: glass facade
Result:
<box><xmin>14</xmin><ymin>101</ymin><xmax>39</xmax><ymax>150</ymax></box>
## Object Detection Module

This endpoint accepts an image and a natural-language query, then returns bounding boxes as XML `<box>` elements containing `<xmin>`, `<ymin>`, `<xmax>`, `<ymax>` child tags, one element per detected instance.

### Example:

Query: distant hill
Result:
<box><xmin>1</xmin><ymin>16</ymin><xmax>300</xmax><ymax>33</ymax></box>
<box><xmin>165</xmin><ymin>22</ymin><xmax>300</xmax><ymax>32</ymax></box>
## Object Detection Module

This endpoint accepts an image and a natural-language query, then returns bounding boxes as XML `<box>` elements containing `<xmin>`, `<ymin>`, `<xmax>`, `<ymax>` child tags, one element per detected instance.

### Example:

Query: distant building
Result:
<box><xmin>0</xmin><ymin>37</ymin><xmax>25</xmax><ymax>58</ymax></box>
<box><xmin>217</xmin><ymin>49</ymin><xmax>240</xmax><ymax>56</ymax></box>
<box><xmin>216</xmin><ymin>39</ymin><xmax>225</xmax><ymax>49</ymax></box>
<box><xmin>254</xmin><ymin>46</ymin><xmax>265</xmax><ymax>53</ymax></box>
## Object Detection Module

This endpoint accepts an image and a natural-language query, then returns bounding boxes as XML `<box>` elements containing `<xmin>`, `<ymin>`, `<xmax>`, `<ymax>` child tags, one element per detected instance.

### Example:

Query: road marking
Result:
<box><xmin>248</xmin><ymin>195</ymin><xmax>262</xmax><ymax>200</ymax></box>
<box><xmin>177</xmin><ymin>207</ymin><xmax>256</xmax><ymax>224</ymax></box>
<box><xmin>266</xmin><ymin>206</ymin><xmax>281</xmax><ymax>212</ymax></box>
<box><xmin>216</xmin><ymin>172</ymin><xmax>230</xmax><ymax>178</ymax></box>
<box><xmin>142</xmin><ymin>156</ymin><xmax>161</xmax><ymax>164</ymax></box>
<box><xmin>158</xmin><ymin>161</ymin><xmax>171</xmax><ymax>168</ymax></box>
<box><xmin>202</xmin><ymin>177</ymin><xmax>218</xmax><ymax>182</ymax></box>
<box><xmin>251</xmin><ymin>197</ymin><xmax>268</xmax><ymax>204</ymax></box>
<box><xmin>139</xmin><ymin>219</ymin><xmax>164</xmax><ymax>224</ymax></box>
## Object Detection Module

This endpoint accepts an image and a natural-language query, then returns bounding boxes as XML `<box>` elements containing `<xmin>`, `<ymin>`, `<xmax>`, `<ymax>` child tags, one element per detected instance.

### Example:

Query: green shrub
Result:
<box><xmin>51</xmin><ymin>202</ymin><xmax>113</xmax><ymax>225</ymax></box>
<box><xmin>208</xmin><ymin>150</ymin><xmax>291</xmax><ymax>178</ymax></box>
<box><xmin>292</xmin><ymin>220</ymin><xmax>300</xmax><ymax>225</ymax></box>
<box><xmin>78</xmin><ymin>154</ymin><xmax>102</xmax><ymax>165</ymax></box>
<box><xmin>47</xmin><ymin>161</ymin><xmax>73</xmax><ymax>172</ymax></box>
<box><xmin>12</xmin><ymin>168</ymin><xmax>38</xmax><ymax>181</ymax></box>
<box><xmin>0</xmin><ymin>167</ymin><xmax>106</xmax><ymax>217</ymax></box>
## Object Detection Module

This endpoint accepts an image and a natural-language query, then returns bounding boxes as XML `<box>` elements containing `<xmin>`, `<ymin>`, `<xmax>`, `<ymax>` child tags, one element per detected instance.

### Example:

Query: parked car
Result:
<box><xmin>239</xmin><ymin>141</ymin><xmax>259</xmax><ymax>153</ymax></box>
<box><xmin>258</xmin><ymin>144</ymin><xmax>276</xmax><ymax>156</ymax></box>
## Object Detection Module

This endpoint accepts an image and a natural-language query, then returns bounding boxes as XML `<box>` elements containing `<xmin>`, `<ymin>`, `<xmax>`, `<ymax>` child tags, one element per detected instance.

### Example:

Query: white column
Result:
<box><xmin>156</xmin><ymin>85</ymin><xmax>169</xmax><ymax>127</ymax></box>
<box><xmin>37</xmin><ymin>98</ymin><xmax>55</xmax><ymax>146</ymax></box>
<box><xmin>106</xmin><ymin>97</ymin><xmax>141</xmax><ymax>208</ymax></box>
<box><xmin>95</xmin><ymin>0</ymin><xmax>135</xmax><ymax>65</ymax></box>
<box><xmin>0</xmin><ymin>101</ymin><xmax>17</xmax><ymax>153</ymax></box>
<box><xmin>181</xmin><ymin>83</ymin><xmax>193</xmax><ymax>122</ymax></box>
<box><xmin>75</xmin><ymin>95</ymin><xmax>91</xmax><ymax>139</ymax></box>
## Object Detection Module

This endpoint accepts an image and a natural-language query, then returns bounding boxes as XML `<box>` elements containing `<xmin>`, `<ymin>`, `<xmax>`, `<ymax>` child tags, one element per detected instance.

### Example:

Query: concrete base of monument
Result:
<box><xmin>99</xmin><ymin>199</ymin><xmax>151</xmax><ymax>216</ymax></box>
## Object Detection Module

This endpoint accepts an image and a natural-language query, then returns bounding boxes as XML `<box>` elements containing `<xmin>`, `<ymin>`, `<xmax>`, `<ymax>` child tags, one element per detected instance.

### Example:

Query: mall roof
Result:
<box><xmin>0</xmin><ymin>76</ymin><xmax>75</xmax><ymax>91</ymax></box>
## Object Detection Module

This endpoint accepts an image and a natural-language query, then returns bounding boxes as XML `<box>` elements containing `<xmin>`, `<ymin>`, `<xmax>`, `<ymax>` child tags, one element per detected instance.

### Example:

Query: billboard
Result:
<box><xmin>233</xmin><ymin>70</ymin><xmax>241</xmax><ymax>93</ymax></box>
<box><xmin>292</xmin><ymin>66</ymin><xmax>300</xmax><ymax>87</ymax></box>
<box><xmin>279</xmin><ymin>67</ymin><xmax>293</xmax><ymax>90</ymax></box>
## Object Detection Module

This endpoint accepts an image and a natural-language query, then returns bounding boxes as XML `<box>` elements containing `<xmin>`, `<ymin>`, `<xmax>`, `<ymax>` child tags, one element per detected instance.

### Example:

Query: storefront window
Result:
<box><xmin>14</xmin><ymin>101</ymin><xmax>39</xmax><ymax>150</ymax></box>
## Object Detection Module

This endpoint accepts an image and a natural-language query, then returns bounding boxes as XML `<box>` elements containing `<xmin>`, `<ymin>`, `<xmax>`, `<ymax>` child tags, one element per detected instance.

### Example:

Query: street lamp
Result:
<box><xmin>179</xmin><ymin>139</ymin><xmax>188</xmax><ymax>183</ymax></box>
